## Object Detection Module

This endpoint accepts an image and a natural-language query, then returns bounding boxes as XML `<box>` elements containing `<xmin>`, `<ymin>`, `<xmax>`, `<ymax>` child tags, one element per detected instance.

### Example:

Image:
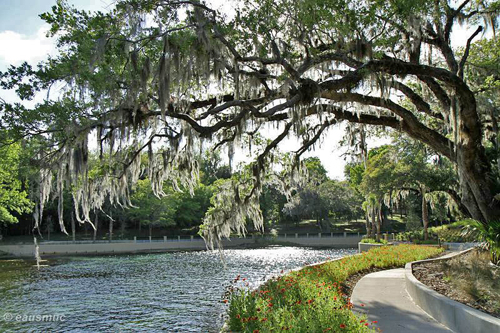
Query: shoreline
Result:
<box><xmin>0</xmin><ymin>242</ymin><xmax>359</xmax><ymax>260</ymax></box>
<box><xmin>0</xmin><ymin>234</ymin><xmax>362</xmax><ymax>259</ymax></box>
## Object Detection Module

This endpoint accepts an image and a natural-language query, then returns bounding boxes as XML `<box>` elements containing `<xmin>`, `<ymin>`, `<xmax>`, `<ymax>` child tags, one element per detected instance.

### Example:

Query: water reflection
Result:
<box><xmin>0</xmin><ymin>246</ymin><xmax>355</xmax><ymax>332</ymax></box>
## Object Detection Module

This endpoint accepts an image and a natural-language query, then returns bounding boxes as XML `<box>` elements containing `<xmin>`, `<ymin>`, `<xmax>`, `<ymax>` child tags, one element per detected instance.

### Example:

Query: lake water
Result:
<box><xmin>0</xmin><ymin>246</ymin><xmax>355</xmax><ymax>332</ymax></box>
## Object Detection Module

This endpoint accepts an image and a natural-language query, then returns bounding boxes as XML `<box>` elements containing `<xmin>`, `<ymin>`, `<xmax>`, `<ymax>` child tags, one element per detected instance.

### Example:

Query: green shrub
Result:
<box><xmin>430</xmin><ymin>220</ymin><xmax>481</xmax><ymax>243</ymax></box>
<box><xmin>360</xmin><ymin>238</ymin><xmax>388</xmax><ymax>244</ymax></box>
<box><xmin>395</xmin><ymin>220</ymin><xmax>481</xmax><ymax>243</ymax></box>
<box><xmin>226</xmin><ymin>245</ymin><xmax>444</xmax><ymax>332</ymax></box>
<box><xmin>395</xmin><ymin>230</ymin><xmax>430</xmax><ymax>242</ymax></box>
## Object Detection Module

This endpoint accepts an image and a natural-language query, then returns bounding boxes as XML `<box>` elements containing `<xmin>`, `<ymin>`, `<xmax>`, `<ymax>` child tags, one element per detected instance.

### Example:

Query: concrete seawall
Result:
<box><xmin>0</xmin><ymin>234</ymin><xmax>362</xmax><ymax>257</ymax></box>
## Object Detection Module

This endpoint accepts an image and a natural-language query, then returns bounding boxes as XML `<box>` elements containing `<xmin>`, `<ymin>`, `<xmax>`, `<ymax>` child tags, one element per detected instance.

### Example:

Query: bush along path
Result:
<box><xmin>225</xmin><ymin>245</ymin><xmax>444</xmax><ymax>332</ymax></box>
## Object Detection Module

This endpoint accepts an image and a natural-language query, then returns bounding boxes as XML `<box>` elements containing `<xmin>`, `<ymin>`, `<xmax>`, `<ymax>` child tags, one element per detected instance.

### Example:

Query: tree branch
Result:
<box><xmin>320</xmin><ymin>92</ymin><xmax>454</xmax><ymax>161</ymax></box>
<box><xmin>295</xmin><ymin>119</ymin><xmax>336</xmax><ymax>157</ymax></box>
<box><xmin>445</xmin><ymin>0</ymin><xmax>472</xmax><ymax>42</ymax></box>
<box><xmin>391</xmin><ymin>81</ymin><xmax>444</xmax><ymax>120</ymax></box>
<box><xmin>418</xmin><ymin>76</ymin><xmax>451</xmax><ymax>113</ymax></box>
<box><xmin>458</xmin><ymin>25</ymin><xmax>483</xmax><ymax>79</ymax></box>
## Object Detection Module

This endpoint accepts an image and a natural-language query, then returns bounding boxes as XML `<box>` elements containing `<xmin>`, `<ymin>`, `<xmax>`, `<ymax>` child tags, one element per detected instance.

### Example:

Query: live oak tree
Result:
<box><xmin>1</xmin><ymin>0</ymin><xmax>500</xmax><ymax>247</ymax></box>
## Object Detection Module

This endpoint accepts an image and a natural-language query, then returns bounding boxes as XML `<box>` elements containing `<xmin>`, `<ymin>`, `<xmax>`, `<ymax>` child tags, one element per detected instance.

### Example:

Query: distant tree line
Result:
<box><xmin>0</xmin><ymin>135</ymin><xmax>464</xmax><ymax>241</ymax></box>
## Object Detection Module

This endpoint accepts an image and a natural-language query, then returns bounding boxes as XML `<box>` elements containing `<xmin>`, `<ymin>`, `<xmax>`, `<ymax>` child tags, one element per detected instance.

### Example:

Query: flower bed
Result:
<box><xmin>226</xmin><ymin>244</ymin><xmax>444</xmax><ymax>332</ymax></box>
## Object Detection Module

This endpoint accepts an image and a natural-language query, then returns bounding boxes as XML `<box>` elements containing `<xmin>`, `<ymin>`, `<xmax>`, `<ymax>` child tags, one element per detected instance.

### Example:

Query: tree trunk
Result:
<box><xmin>388</xmin><ymin>191</ymin><xmax>393</xmax><ymax>219</ymax></box>
<box><xmin>93</xmin><ymin>211</ymin><xmax>99</xmax><ymax>241</ymax></box>
<box><xmin>446</xmin><ymin>189</ymin><xmax>471</xmax><ymax>217</ymax></box>
<box><xmin>120</xmin><ymin>218</ymin><xmax>125</xmax><ymax>238</ymax></box>
<box><xmin>376</xmin><ymin>203</ymin><xmax>382</xmax><ymax>242</ymax></box>
<box><xmin>109</xmin><ymin>216</ymin><xmax>113</xmax><ymax>242</ymax></box>
<box><xmin>71</xmin><ymin>213</ymin><xmax>76</xmax><ymax>243</ymax></box>
<box><xmin>46</xmin><ymin>216</ymin><xmax>52</xmax><ymax>241</ymax></box>
<box><xmin>456</xmin><ymin>135</ymin><xmax>500</xmax><ymax>224</ymax></box>
<box><xmin>421</xmin><ymin>186</ymin><xmax>429</xmax><ymax>240</ymax></box>
<box><xmin>380</xmin><ymin>203</ymin><xmax>386</xmax><ymax>227</ymax></box>
<box><xmin>371</xmin><ymin>207</ymin><xmax>376</xmax><ymax>239</ymax></box>
<box><xmin>149</xmin><ymin>224</ymin><xmax>152</xmax><ymax>238</ymax></box>
<box><xmin>400</xmin><ymin>198</ymin><xmax>403</xmax><ymax>218</ymax></box>
<box><xmin>365</xmin><ymin>212</ymin><xmax>371</xmax><ymax>236</ymax></box>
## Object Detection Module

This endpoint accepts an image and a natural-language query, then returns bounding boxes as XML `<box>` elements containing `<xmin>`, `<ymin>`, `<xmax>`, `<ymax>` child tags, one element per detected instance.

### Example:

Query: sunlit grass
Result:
<box><xmin>359</xmin><ymin>238</ymin><xmax>388</xmax><ymax>244</ymax></box>
<box><xmin>226</xmin><ymin>244</ymin><xmax>444</xmax><ymax>332</ymax></box>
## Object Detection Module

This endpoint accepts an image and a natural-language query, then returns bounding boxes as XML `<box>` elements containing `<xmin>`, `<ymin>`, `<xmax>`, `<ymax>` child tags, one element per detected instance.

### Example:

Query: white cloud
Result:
<box><xmin>0</xmin><ymin>24</ymin><xmax>56</xmax><ymax>106</ymax></box>
<box><xmin>0</xmin><ymin>24</ymin><xmax>55</xmax><ymax>70</ymax></box>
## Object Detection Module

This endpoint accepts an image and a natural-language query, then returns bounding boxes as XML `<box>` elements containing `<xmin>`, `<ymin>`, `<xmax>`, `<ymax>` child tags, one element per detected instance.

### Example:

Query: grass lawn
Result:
<box><xmin>226</xmin><ymin>244</ymin><xmax>444</xmax><ymax>332</ymax></box>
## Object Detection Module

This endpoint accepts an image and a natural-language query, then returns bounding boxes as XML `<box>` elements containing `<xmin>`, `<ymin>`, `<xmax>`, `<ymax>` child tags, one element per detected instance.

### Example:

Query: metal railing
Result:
<box><xmin>15</xmin><ymin>232</ymin><xmax>365</xmax><ymax>245</ymax></box>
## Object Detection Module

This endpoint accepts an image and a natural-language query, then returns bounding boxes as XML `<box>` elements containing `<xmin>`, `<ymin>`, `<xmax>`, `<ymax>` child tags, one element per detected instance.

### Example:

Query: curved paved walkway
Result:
<box><xmin>351</xmin><ymin>268</ymin><xmax>452</xmax><ymax>332</ymax></box>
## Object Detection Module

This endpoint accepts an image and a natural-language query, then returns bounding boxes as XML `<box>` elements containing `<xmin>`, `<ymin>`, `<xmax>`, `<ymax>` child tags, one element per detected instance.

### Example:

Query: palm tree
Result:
<box><xmin>460</xmin><ymin>220</ymin><xmax>500</xmax><ymax>265</ymax></box>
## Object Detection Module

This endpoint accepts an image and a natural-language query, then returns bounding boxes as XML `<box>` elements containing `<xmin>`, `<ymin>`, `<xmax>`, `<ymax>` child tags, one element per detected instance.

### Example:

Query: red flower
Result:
<box><xmin>261</xmin><ymin>318</ymin><xmax>268</xmax><ymax>322</ymax></box>
<box><xmin>236</xmin><ymin>314</ymin><xmax>240</xmax><ymax>319</ymax></box>
<box><xmin>223</xmin><ymin>299</ymin><xmax>228</xmax><ymax>304</ymax></box>
<box><xmin>307</xmin><ymin>299</ymin><xmax>314</xmax><ymax>304</ymax></box>
<box><xmin>256</xmin><ymin>308</ymin><xmax>261</xmax><ymax>312</ymax></box>
<box><xmin>339</xmin><ymin>324</ymin><xmax>346</xmax><ymax>329</ymax></box>
<box><xmin>253</xmin><ymin>330</ymin><xmax>259</xmax><ymax>333</ymax></box>
<box><xmin>360</xmin><ymin>303</ymin><xmax>365</xmax><ymax>307</ymax></box>
<box><xmin>268</xmin><ymin>302</ymin><xmax>273</xmax><ymax>307</ymax></box>
<box><xmin>372</xmin><ymin>321</ymin><xmax>378</xmax><ymax>324</ymax></box>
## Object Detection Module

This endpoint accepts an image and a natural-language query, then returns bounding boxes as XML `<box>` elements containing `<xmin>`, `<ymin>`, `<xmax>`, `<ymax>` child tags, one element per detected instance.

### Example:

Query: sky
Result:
<box><xmin>0</xmin><ymin>0</ymin><xmax>479</xmax><ymax>180</ymax></box>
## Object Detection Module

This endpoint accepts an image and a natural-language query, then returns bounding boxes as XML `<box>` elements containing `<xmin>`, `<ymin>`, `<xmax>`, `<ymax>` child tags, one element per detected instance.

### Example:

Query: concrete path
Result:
<box><xmin>351</xmin><ymin>269</ymin><xmax>452</xmax><ymax>332</ymax></box>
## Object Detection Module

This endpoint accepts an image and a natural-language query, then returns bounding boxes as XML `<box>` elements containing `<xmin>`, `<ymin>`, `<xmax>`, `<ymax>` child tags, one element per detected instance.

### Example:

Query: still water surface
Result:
<box><xmin>0</xmin><ymin>246</ymin><xmax>355</xmax><ymax>332</ymax></box>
